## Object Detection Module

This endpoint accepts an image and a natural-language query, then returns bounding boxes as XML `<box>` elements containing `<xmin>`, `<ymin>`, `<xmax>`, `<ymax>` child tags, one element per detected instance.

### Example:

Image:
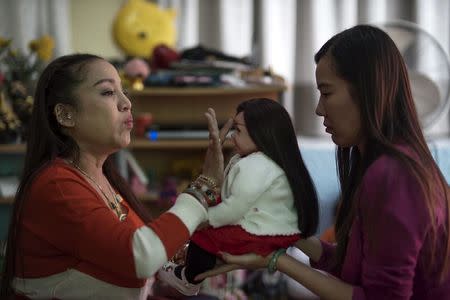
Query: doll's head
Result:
<box><xmin>235</xmin><ymin>98</ymin><xmax>297</xmax><ymax>164</ymax></box>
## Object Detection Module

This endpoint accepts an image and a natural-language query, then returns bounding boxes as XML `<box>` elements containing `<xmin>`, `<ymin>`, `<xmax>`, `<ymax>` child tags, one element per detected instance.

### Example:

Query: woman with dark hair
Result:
<box><xmin>194</xmin><ymin>25</ymin><xmax>450</xmax><ymax>299</ymax></box>
<box><xmin>0</xmin><ymin>53</ymin><xmax>230</xmax><ymax>299</ymax></box>
<box><xmin>158</xmin><ymin>98</ymin><xmax>319</xmax><ymax>296</ymax></box>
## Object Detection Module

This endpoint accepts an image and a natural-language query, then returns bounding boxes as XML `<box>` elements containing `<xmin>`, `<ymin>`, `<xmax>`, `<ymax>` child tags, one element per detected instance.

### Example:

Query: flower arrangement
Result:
<box><xmin>0</xmin><ymin>35</ymin><xmax>54</xmax><ymax>143</ymax></box>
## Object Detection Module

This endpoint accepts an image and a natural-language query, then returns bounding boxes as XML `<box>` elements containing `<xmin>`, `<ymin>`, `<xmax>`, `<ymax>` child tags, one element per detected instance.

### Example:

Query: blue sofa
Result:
<box><xmin>300</xmin><ymin>137</ymin><xmax>450</xmax><ymax>236</ymax></box>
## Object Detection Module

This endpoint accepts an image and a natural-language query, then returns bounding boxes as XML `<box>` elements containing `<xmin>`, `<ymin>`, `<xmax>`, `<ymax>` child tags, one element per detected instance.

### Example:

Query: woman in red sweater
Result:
<box><xmin>0</xmin><ymin>54</ymin><xmax>231</xmax><ymax>299</ymax></box>
<box><xmin>196</xmin><ymin>25</ymin><xmax>450</xmax><ymax>300</ymax></box>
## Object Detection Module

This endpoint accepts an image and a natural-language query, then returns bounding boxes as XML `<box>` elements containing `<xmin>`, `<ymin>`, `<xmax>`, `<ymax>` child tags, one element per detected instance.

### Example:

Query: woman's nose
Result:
<box><xmin>119</xmin><ymin>93</ymin><xmax>132</xmax><ymax>111</ymax></box>
<box><xmin>315</xmin><ymin>99</ymin><xmax>324</xmax><ymax>116</ymax></box>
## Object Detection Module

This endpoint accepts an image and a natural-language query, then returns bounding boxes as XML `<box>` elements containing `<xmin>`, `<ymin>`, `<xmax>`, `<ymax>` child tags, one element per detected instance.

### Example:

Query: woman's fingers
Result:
<box><xmin>202</xmin><ymin>108</ymin><xmax>225</xmax><ymax>185</ymax></box>
<box><xmin>205</xmin><ymin>108</ymin><xmax>233</xmax><ymax>147</ymax></box>
<box><xmin>194</xmin><ymin>263</ymin><xmax>240</xmax><ymax>281</ymax></box>
<box><xmin>219</xmin><ymin>118</ymin><xmax>233</xmax><ymax>145</ymax></box>
<box><xmin>194</xmin><ymin>252</ymin><xmax>267</xmax><ymax>281</ymax></box>
<box><xmin>221</xmin><ymin>252</ymin><xmax>264</xmax><ymax>265</ymax></box>
<box><xmin>205</xmin><ymin>109</ymin><xmax>220</xmax><ymax>146</ymax></box>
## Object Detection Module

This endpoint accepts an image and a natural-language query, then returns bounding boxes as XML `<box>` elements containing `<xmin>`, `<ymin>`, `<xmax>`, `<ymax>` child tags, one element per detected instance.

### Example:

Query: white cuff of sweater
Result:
<box><xmin>168</xmin><ymin>192</ymin><xmax>208</xmax><ymax>235</ymax></box>
<box><xmin>133</xmin><ymin>193</ymin><xmax>208</xmax><ymax>278</ymax></box>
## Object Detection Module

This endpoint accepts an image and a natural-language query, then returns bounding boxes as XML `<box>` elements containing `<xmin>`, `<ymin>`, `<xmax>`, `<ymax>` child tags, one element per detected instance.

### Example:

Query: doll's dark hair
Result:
<box><xmin>237</xmin><ymin>98</ymin><xmax>319</xmax><ymax>237</ymax></box>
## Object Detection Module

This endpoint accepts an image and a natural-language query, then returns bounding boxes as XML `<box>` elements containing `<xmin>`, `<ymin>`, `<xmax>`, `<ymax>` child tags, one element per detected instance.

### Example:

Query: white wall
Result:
<box><xmin>70</xmin><ymin>0</ymin><xmax>124</xmax><ymax>59</ymax></box>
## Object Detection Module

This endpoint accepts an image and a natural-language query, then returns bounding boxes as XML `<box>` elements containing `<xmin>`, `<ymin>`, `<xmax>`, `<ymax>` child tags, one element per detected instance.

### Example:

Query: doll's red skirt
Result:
<box><xmin>191</xmin><ymin>225</ymin><xmax>300</xmax><ymax>257</ymax></box>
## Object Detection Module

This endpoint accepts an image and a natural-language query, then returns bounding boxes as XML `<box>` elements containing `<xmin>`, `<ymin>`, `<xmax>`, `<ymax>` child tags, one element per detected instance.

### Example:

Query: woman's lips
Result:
<box><xmin>323</xmin><ymin>122</ymin><xmax>332</xmax><ymax>134</ymax></box>
<box><xmin>125</xmin><ymin>118</ymin><xmax>134</xmax><ymax>129</ymax></box>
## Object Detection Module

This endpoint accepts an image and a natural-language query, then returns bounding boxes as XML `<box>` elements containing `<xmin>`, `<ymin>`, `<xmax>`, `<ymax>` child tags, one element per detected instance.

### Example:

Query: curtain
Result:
<box><xmin>0</xmin><ymin>0</ymin><xmax>71</xmax><ymax>57</ymax></box>
<box><xmin>158</xmin><ymin>0</ymin><xmax>450</xmax><ymax>138</ymax></box>
<box><xmin>414</xmin><ymin>0</ymin><xmax>450</xmax><ymax>137</ymax></box>
<box><xmin>294</xmin><ymin>0</ymin><xmax>450</xmax><ymax>137</ymax></box>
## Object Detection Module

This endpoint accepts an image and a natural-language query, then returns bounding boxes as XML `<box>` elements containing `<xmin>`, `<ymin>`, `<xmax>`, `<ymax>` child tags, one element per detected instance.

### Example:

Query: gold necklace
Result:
<box><xmin>71</xmin><ymin>163</ymin><xmax>128</xmax><ymax>222</ymax></box>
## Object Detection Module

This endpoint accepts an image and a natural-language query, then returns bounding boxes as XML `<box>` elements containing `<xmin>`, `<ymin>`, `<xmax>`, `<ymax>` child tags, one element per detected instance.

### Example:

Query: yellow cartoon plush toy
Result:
<box><xmin>113</xmin><ymin>0</ymin><xmax>176</xmax><ymax>58</ymax></box>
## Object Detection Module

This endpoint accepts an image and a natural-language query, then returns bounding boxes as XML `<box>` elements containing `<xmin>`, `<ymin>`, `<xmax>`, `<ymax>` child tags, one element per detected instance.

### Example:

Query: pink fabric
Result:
<box><xmin>311</xmin><ymin>152</ymin><xmax>450</xmax><ymax>300</ymax></box>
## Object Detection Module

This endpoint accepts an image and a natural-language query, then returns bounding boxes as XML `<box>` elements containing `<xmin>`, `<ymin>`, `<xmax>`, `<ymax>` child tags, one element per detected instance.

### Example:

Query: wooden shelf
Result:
<box><xmin>0</xmin><ymin>143</ymin><xmax>26</xmax><ymax>154</ymax></box>
<box><xmin>129</xmin><ymin>85</ymin><xmax>284</xmax><ymax>126</ymax></box>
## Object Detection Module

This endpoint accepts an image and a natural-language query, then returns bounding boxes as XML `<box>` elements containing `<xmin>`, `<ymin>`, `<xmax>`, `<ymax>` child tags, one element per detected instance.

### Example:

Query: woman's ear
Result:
<box><xmin>54</xmin><ymin>103</ymin><xmax>75</xmax><ymax>127</ymax></box>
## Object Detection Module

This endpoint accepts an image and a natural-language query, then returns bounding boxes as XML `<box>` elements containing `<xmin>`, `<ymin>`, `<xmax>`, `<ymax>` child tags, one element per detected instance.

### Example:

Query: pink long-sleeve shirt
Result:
<box><xmin>311</xmin><ymin>152</ymin><xmax>450</xmax><ymax>299</ymax></box>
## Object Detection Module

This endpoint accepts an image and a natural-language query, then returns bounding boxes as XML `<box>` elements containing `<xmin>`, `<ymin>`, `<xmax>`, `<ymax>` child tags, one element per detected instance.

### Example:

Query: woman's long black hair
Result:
<box><xmin>237</xmin><ymin>98</ymin><xmax>319</xmax><ymax>237</ymax></box>
<box><xmin>314</xmin><ymin>25</ymin><xmax>450</xmax><ymax>278</ymax></box>
<box><xmin>0</xmin><ymin>54</ymin><xmax>152</xmax><ymax>298</ymax></box>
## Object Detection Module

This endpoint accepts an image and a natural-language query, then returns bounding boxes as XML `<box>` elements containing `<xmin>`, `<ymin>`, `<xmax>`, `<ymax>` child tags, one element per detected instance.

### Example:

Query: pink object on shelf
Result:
<box><xmin>124</xmin><ymin>58</ymin><xmax>150</xmax><ymax>78</ymax></box>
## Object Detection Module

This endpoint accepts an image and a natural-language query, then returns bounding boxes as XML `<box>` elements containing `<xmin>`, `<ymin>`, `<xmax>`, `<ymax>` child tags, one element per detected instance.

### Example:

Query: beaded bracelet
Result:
<box><xmin>183</xmin><ymin>187</ymin><xmax>209</xmax><ymax>210</ymax></box>
<box><xmin>268</xmin><ymin>248</ymin><xmax>286</xmax><ymax>274</ymax></box>
<box><xmin>189</xmin><ymin>183</ymin><xmax>218</xmax><ymax>206</ymax></box>
<box><xmin>188</xmin><ymin>176</ymin><xmax>220</xmax><ymax>206</ymax></box>
<box><xmin>197</xmin><ymin>174</ymin><xmax>217</xmax><ymax>190</ymax></box>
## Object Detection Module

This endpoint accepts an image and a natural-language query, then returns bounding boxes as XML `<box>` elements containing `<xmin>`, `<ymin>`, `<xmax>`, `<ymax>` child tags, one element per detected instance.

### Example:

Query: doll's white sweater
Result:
<box><xmin>208</xmin><ymin>151</ymin><xmax>301</xmax><ymax>236</ymax></box>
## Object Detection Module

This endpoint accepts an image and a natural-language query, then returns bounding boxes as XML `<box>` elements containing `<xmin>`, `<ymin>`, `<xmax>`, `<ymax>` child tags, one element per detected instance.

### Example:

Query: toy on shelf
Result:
<box><xmin>123</xmin><ymin>58</ymin><xmax>150</xmax><ymax>91</ymax></box>
<box><xmin>113</xmin><ymin>0</ymin><xmax>177</xmax><ymax>59</ymax></box>
<box><xmin>134</xmin><ymin>112</ymin><xmax>153</xmax><ymax>138</ymax></box>
<box><xmin>150</xmin><ymin>44</ymin><xmax>180</xmax><ymax>71</ymax></box>
<box><xmin>124</xmin><ymin>58</ymin><xmax>150</xmax><ymax>79</ymax></box>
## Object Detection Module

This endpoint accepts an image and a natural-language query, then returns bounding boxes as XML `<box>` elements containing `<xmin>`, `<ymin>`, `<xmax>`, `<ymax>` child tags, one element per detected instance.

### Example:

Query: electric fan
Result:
<box><xmin>379</xmin><ymin>20</ymin><xmax>450</xmax><ymax>131</ymax></box>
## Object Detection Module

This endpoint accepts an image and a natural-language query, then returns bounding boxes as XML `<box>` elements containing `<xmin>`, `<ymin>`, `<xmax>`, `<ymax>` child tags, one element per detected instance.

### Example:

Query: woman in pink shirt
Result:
<box><xmin>196</xmin><ymin>24</ymin><xmax>450</xmax><ymax>300</ymax></box>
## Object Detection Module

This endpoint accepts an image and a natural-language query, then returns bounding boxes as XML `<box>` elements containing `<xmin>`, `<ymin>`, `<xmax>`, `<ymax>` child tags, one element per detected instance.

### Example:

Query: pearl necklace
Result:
<box><xmin>71</xmin><ymin>162</ymin><xmax>128</xmax><ymax>222</ymax></box>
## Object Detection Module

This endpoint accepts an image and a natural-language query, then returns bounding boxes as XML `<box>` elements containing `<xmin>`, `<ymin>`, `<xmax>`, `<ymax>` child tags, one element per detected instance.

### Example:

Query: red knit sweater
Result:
<box><xmin>15</xmin><ymin>159</ymin><xmax>189</xmax><ymax>288</ymax></box>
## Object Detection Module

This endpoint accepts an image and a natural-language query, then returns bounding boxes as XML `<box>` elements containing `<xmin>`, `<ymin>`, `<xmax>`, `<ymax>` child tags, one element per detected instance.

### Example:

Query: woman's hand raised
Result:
<box><xmin>201</xmin><ymin>108</ymin><xmax>233</xmax><ymax>188</ymax></box>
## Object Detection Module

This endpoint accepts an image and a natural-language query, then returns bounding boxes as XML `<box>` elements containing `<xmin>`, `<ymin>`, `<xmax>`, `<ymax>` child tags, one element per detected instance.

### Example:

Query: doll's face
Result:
<box><xmin>231</xmin><ymin>112</ymin><xmax>258</xmax><ymax>156</ymax></box>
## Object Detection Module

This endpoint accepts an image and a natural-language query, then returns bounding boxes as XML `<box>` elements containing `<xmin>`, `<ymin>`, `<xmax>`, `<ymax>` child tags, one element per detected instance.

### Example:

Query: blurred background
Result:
<box><xmin>1</xmin><ymin>0</ymin><xmax>449</xmax><ymax>138</ymax></box>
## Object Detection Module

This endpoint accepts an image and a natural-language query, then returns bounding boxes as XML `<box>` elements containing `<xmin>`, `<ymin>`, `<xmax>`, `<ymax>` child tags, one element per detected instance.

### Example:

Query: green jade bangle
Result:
<box><xmin>268</xmin><ymin>248</ymin><xmax>286</xmax><ymax>274</ymax></box>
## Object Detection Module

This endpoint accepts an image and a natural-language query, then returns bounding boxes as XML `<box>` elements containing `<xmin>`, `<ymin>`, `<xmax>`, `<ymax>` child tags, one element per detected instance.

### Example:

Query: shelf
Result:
<box><xmin>129</xmin><ymin>138</ymin><xmax>233</xmax><ymax>150</ymax></box>
<box><xmin>0</xmin><ymin>143</ymin><xmax>26</xmax><ymax>154</ymax></box>
<box><xmin>0</xmin><ymin>196</ymin><xmax>14</xmax><ymax>204</ymax></box>
<box><xmin>129</xmin><ymin>85</ymin><xmax>285</xmax><ymax>126</ymax></box>
<box><xmin>129</xmin><ymin>85</ymin><xmax>286</xmax><ymax>97</ymax></box>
